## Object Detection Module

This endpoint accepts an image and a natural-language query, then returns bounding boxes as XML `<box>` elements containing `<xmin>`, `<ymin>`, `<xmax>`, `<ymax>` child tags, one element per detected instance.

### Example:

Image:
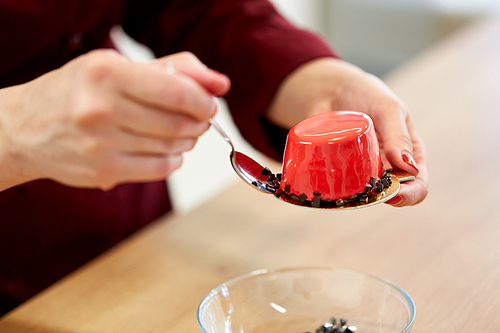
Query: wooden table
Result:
<box><xmin>2</xmin><ymin>16</ymin><xmax>500</xmax><ymax>333</ymax></box>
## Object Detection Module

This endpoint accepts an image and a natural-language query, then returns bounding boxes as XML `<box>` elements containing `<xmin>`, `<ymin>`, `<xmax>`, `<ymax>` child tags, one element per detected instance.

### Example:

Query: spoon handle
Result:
<box><xmin>210</xmin><ymin>118</ymin><xmax>235</xmax><ymax>151</ymax></box>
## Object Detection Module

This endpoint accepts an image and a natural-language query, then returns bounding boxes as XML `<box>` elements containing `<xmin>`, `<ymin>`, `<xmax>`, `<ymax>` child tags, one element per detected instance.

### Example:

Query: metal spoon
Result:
<box><xmin>210</xmin><ymin>118</ymin><xmax>278</xmax><ymax>194</ymax></box>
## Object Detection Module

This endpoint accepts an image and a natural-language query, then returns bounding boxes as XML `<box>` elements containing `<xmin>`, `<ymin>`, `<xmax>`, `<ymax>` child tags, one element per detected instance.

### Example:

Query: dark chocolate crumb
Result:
<box><xmin>311</xmin><ymin>317</ymin><xmax>355</xmax><ymax>333</ymax></box>
<box><xmin>370</xmin><ymin>177</ymin><xmax>376</xmax><ymax>187</ymax></box>
<box><xmin>376</xmin><ymin>181</ymin><xmax>384</xmax><ymax>192</ymax></box>
<box><xmin>381</xmin><ymin>169</ymin><xmax>387</xmax><ymax>178</ymax></box>
<box><xmin>313</xmin><ymin>191</ymin><xmax>321</xmax><ymax>197</ymax></box>
<box><xmin>335</xmin><ymin>198</ymin><xmax>344</xmax><ymax>207</ymax></box>
<box><xmin>276</xmin><ymin>173</ymin><xmax>282</xmax><ymax>181</ymax></box>
<box><xmin>312</xmin><ymin>197</ymin><xmax>321</xmax><ymax>207</ymax></box>
<box><xmin>289</xmin><ymin>193</ymin><xmax>300</xmax><ymax>201</ymax></box>
<box><xmin>386</xmin><ymin>168</ymin><xmax>394</xmax><ymax>173</ymax></box>
<box><xmin>284</xmin><ymin>184</ymin><xmax>290</xmax><ymax>193</ymax></box>
<box><xmin>382</xmin><ymin>177</ymin><xmax>390</xmax><ymax>187</ymax></box>
<box><xmin>359</xmin><ymin>194</ymin><xmax>369</xmax><ymax>204</ymax></box>
<box><xmin>298</xmin><ymin>193</ymin><xmax>307</xmax><ymax>201</ymax></box>
<box><xmin>261</xmin><ymin>167</ymin><xmax>271</xmax><ymax>176</ymax></box>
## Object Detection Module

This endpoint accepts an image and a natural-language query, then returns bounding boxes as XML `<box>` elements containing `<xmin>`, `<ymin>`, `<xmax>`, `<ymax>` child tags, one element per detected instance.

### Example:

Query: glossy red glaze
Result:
<box><xmin>280</xmin><ymin>111</ymin><xmax>383</xmax><ymax>200</ymax></box>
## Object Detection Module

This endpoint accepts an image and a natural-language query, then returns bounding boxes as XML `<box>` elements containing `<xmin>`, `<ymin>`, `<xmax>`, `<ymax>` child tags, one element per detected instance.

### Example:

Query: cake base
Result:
<box><xmin>274</xmin><ymin>169</ymin><xmax>414</xmax><ymax>210</ymax></box>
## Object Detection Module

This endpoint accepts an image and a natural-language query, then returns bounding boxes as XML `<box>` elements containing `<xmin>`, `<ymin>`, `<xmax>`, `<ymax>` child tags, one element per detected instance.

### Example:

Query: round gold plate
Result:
<box><xmin>275</xmin><ymin>169</ymin><xmax>415</xmax><ymax>210</ymax></box>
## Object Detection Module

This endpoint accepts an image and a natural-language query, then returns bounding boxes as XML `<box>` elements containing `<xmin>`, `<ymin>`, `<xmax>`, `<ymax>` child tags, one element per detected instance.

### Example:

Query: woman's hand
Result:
<box><xmin>0</xmin><ymin>50</ymin><xmax>230</xmax><ymax>191</ymax></box>
<box><xmin>265</xmin><ymin>57</ymin><xmax>428</xmax><ymax>207</ymax></box>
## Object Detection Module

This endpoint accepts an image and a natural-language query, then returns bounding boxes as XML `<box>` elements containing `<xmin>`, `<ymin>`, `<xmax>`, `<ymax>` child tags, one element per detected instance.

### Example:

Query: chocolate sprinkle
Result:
<box><xmin>312</xmin><ymin>197</ymin><xmax>321</xmax><ymax>207</ymax></box>
<box><xmin>359</xmin><ymin>194</ymin><xmax>369</xmax><ymax>204</ymax></box>
<box><xmin>370</xmin><ymin>177</ymin><xmax>376</xmax><ymax>187</ymax></box>
<box><xmin>382</xmin><ymin>177</ymin><xmax>390</xmax><ymax>187</ymax></box>
<box><xmin>376</xmin><ymin>181</ymin><xmax>384</xmax><ymax>192</ymax></box>
<box><xmin>284</xmin><ymin>184</ymin><xmax>290</xmax><ymax>193</ymax></box>
<box><xmin>261</xmin><ymin>167</ymin><xmax>271</xmax><ymax>176</ymax></box>
<box><xmin>298</xmin><ymin>193</ymin><xmax>307</xmax><ymax>201</ymax></box>
<box><xmin>313</xmin><ymin>191</ymin><xmax>321</xmax><ymax>197</ymax></box>
<box><xmin>303</xmin><ymin>317</ymin><xmax>356</xmax><ymax>333</ymax></box>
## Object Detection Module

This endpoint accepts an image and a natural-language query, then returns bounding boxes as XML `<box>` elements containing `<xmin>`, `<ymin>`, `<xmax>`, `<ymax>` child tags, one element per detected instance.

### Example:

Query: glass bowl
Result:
<box><xmin>197</xmin><ymin>267</ymin><xmax>415</xmax><ymax>333</ymax></box>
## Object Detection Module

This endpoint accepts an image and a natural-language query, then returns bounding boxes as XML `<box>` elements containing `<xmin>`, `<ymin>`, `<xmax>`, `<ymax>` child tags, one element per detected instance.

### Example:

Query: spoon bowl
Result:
<box><xmin>210</xmin><ymin>119</ymin><xmax>278</xmax><ymax>194</ymax></box>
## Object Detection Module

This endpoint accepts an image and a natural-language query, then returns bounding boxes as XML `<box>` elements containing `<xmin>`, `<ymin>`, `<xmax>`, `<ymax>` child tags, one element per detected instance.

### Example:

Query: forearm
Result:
<box><xmin>265</xmin><ymin>57</ymin><xmax>369</xmax><ymax>129</ymax></box>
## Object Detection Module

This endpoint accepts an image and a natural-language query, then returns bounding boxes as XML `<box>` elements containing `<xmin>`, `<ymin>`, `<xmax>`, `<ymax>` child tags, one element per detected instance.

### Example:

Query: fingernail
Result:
<box><xmin>387</xmin><ymin>195</ymin><xmax>403</xmax><ymax>205</ymax></box>
<box><xmin>165</xmin><ymin>59</ymin><xmax>175</xmax><ymax>75</ymax></box>
<box><xmin>402</xmin><ymin>152</ymin><xmax>419</xmax><ymax>174</ymax></box>
<box><xmin>211</xmin><ymin>97</ymin><xmax>218</xmax><ymax>117</ymax></box>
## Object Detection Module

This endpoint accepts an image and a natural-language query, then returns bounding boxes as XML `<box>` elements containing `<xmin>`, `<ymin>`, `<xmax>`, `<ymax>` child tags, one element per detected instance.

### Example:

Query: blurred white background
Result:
<box><xmin>112</xmin><ymin>0</ymin><xmax>500</xmax><ymax>214</ymax></box>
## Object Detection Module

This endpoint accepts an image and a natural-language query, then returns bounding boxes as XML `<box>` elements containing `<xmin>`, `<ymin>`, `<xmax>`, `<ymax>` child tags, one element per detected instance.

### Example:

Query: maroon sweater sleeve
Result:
<box><xmin>123</xmin><ymin>0</ymin><xmax>338</xmax><ymax>161</ymax></box>
<box><xmin>0</xmin><ymin>0</ymin><xmax>337</xmax><ymax>314</ymax></box>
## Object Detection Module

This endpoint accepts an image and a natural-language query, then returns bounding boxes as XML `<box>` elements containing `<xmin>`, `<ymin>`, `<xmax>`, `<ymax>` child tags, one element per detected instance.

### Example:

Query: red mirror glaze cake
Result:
<box><xmin>279</xmin><ymin>111</ymin><xmax>384</xmax><ymax>203</ymax></box>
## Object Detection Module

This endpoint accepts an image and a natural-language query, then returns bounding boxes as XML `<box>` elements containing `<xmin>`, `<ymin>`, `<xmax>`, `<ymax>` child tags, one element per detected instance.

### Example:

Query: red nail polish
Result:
<box><xmin>387</xmin><ymin>195</ymin><xmax>403</xmax><ymax>205</ymax></box>
<box><xmin>402</xmin><ymin>152</ymin><xmax>419</xmax><ymax>174</ymax></box>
